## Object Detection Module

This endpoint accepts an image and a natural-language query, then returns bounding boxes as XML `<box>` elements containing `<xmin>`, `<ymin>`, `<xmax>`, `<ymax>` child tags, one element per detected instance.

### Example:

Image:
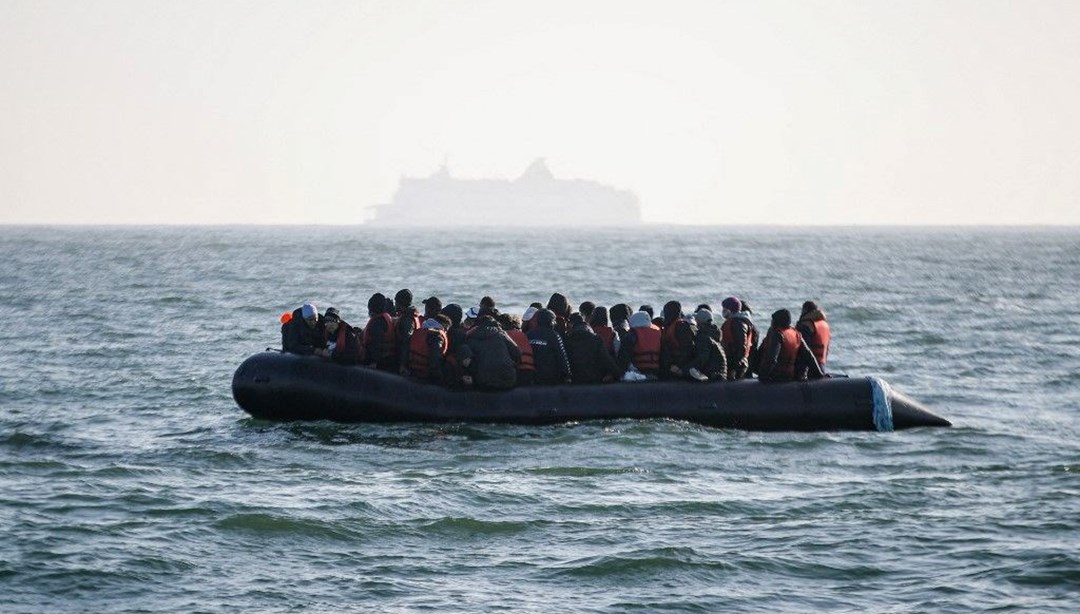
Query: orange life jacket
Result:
<box><xmin>595</xmin><ymin>325</ymin><xmax>615</xmax><ymax>355</ymax></box>
<box><xmin>408</xmin><ymin>328</ymin><xmax>448</xmax><ymax>375</ymax></box>
<box><xmin>506</xmin><ymin>329</ymin><xmax>535</xmax><ymax>371</ymax></box>
<box><xmin>766</xmin><ymin>328</ymin><xmax>801</xmax><ymax>380</ymax></box>
<box><xmin>721</xmin><ymin>318</ymin><xmax>753</xmax><ymax>360</ymax></box>
<box><xmin>363</xmin><ymin>312</ymin><xmax>397</xmax><ymax>360</ymax></box>
<box><xmin>804</xmin><ymin>319</ymin><xmax>830</xmax><ymax>367</ymax></box>
<box><xmin>631</xmin><ymin>325</ymin><xmax>662</xmax><ymax>372</ymax></box>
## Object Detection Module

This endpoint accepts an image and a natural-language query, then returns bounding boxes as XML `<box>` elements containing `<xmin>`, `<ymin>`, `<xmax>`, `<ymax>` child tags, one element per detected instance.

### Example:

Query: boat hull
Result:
<box><xmin>231</xmin><ymin>352</ymin><xmax>951</xmax><ymax>432</ymax></box>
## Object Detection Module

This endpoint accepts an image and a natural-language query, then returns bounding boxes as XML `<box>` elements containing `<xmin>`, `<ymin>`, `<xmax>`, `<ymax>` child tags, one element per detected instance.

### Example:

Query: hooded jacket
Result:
<box><xmin>282</xmin><ymin>307</ymin><xmax>325</xmax><ymax>355</ymax></box>
<box><xmin>463</xmin><ymin>319</ymin><xmax>521</xmax><ymax>390</ymax></box>
<box><xmin>527</xmin><ymin>310</ymin><xmax>572</xmax><ymax>385</ymax></box>
<box><xmin>692</xmin><ymin>321</ymin><xmax>727</xmax><ymax>380</ymax></box>
<box><xmin>565</xmin><ymin>322</ymin><xmax>621</xmax><ymax>384</ymax></box>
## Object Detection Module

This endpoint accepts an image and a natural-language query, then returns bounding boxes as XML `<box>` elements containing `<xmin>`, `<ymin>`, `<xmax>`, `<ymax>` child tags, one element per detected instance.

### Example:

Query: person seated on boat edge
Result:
<box><xmin>660</xmin><ymin>301</ymin><xmax>697</xmax><ymax>380</ymax></box>
<box><xmin>566</xmin><ymin>313</ymin><xmax>621</xmax><ymax>384</ymax></box>
<box><xmin>527</xmin><ymin>309</ymin><xmax>572</xmax><ymax>385</ymax></box>
<box><xmin>688</xmin><ymin>309</ymin><xmax>727</xmax><ymax>382</ymax></box>
<box><xmin>618</xmin><ymin>311</ymin><xmax>662</xmax><ymax>380</ymax></box>
<box><xmin>393</xmin><ymin>289</ymin><xmax>422</xmax><ymax>376</ymax></box>
<box><xmin>407</xmin><ymin>315</ymin><xmax>450</xmax><ymax>384</ymax></box>
<box><xmin>319</xmin><ymin>307</ymin><xmax>364</xmax><ymax>364</ymax></box>
<box><xmin>546</xmin><ymin>292</ymin><xmax>572</xmax><ymax>336</ymax></box>
<box><xmin>422</xmin><ymin>296</ymin><xmax>442</xmax><ymax>319</ymax></box>
<box><xmin>362</xmin><ymin>292</ymin><xmax>398</xmax><ymax>372</ymax></box>
<box><xmin>589</xmin><ymin>306</ymin><xmax>617</xmax><ymax>358</ymax></box>
<box><xmin>497</xmin><ymin>313</ymin><xmax>535</xmax><ymax>386</ymax></box>
<box><xmin>719</xmin><ymin>296</ymin><xmax>756</xmax><ymax>380</ymax></box>
<box><xmin>440</xmin><ymin>303</ymin><xmax>468</xmax><ymax>388</ymax></box>
<box><xmin>461</xmin><ymin>314</ymin><xmax>520</xmax><ymax>391</ymax></box>
<box><xmin>282</xmin><ymin>302</ymin><xmax>328</xmax><ymax>356</ymax></box>
<box><xmin>795</xmin><ymin>300</ymin><xmax>830</xmax><ymax>378</ymax></box>
<box><xmin>758</xmin><ymin>308</ymin><xmax>823</xmax><ymax>383</ymax></box>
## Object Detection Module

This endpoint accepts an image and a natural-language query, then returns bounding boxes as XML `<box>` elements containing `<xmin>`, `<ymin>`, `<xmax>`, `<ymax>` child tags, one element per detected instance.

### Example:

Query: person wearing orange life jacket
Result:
<box><xmin>589</xmin><ymin>306</ymin><xmax>616</xmax><ymax>357</ymax></box>
<box><xmin>393</xmin><ymin>289</ymin><xmax>423</xmax><ymax>375</ymax></box>
<box><xmin>719</xmin><ymin>296</ymin><xmax>756</xmax><ymax>380</ymax></box>
<box><xmin>282</xmin><ymin>302</ymin><xmax>328</xmax><ymax>356</ymax></box>
<box><xmin>795</xmin><ymin>300</ymin><xmax>830</xmax><ymax>379</ymax></box>
<box><xmin>758</xmin><ymin>309</ymin><xmax>823</xmax><ymax>383</ymax></box>
<box><xmin>660</xmin><ymin>300</ymin><xmax>697</xmax><ymax>380</ymax></box>
<box><xmin>407</xmin><ymin>315</ymin><xmax>450</xmax><ymax>383</ymax></box>
<box><xmin>497</xmin><ymin>313</ymin><xmax>535</xmax><ymax>386</ymax></box>
<box><xmin>618</xmin><ymin>311</ymin><xmax>662</xmax><ymax>379</ymax></box>
<box><xmin>362</xmin><ymin>292</ymin><xmax>397</xmax><ymax>372</ymax></box>
<box><xmin>321</xmin><ymin>307</ymin><xmax>364</xmax><ymax>364</ymax></box>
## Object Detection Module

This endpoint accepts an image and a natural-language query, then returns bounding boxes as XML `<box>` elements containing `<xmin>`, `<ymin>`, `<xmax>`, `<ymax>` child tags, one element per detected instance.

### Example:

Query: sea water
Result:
<box><xmin>1</xmin><ymin>226</ymin><xmax>1077</xmax><ymax>612</ymax></box>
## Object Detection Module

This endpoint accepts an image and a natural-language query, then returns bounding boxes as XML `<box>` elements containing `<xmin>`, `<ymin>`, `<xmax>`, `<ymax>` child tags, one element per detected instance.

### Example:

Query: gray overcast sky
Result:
<box><xmin>2</xmin><ymin>0</ymin><xmax>1078</xmax><ymax>225</ymax></box>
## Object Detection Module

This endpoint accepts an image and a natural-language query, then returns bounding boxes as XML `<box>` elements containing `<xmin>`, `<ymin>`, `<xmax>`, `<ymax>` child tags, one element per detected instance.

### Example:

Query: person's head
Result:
<box><xmin>662</xmin><ymin>301</ymin><xmax>682</xmax><ymax>325</ymax></box>
<box><xmin>442</xmin><ymin>303</ymin><xmax>463</xmax><ymax>328</ymax></box>
<box><xmin>694</xmin><ymin>308</ymin><xmax>713</xmax><ymax>326</ymax></box>
<box><xmin>367</xmin><ymin>293</ymin><xmax>386</xmax><ymax>316</ymax></box>
<box><xmin>422</xmin><ymin>296</ymin><xmax>442</xmax><ymax>319</ymax></box>
<box><xmin>536</xmin><ymin>308</ymin><xmax>556</xmax><ymax>329</ymax></box>
<box><xmin>496</xmin><ymin>312</ymin><xmax>519</xmax><ymax>331</ymax></box>
<box><xmin>695</xmin><ymin>303</ymin><xmax>712</xmax><ymax>313</ymax></box>
<box><xmin>522</xmin><ymin>306</ymin><xmax>538</xmax><ymax>324</ymax></box>
<box><xmin>547</xmin><ymin>293</ymin><xmax>570</xmax><ymax>318</ymax></box>
<box><xmin>609</xmin><ymin>303</ymin><xmax>631</xmax><ymax>325</ymax></box>
<box><xmin>771</xmin><ymin>309</ymin><xmax>792</xmax><ymax>329</ymax></box>
<box><xmin>478</xmin><ymin>305</ymin><xmax>495</xmax><ymax>319</ymax></box>
<box><xmin>323</xmin><ymin>307</ymin><xmax>341</xmax><ymax>333</ymax></box>
<box><xmin>394</xmin><ymin>289</ymin><xmax>413</xmax><ymax>313</ymax></box>
<box><xmin>741</xmin><ymin>301</ymin><xmax>753</xmax><ymax>315</ymax></box>
<box><xmin>721</xmin><ymin>296</ymin><xmax>742</xmax><ymax>317</ymax></box>
<box><xmin>629</xmin><ymin>311</ymin><xmax>652</xmax><ymax>328</ymax></box>
<box><xmin>639</xmin><ymin>304</ymin><xmax>654</xmax><ymax>318</ymax></box>
<box><xmin>578</xmin><ymin>301</ymin><xmax>595</xmax><ymax>321</ymax></box>
<box><xmin>590</xmin><ymin>305</ymin><xmax>610</xmax><ymax>328</ymax></box>
<box><xmin>569</xmin><ymin>313</ymin><xmax>586</xmax><ymax>329</ymax></box>
<box><xmin>801</xmin><ymin>300</ymin><xmax>819</xmax><ymax>316</ymax></box>
<box><xmin>529</xmin><ymin>301</ymin><xmax>543</xmax><ymax>310</ymax></box>
<box><xmin>480</xmin><ymin>296</ymin><xmax>496</xmax><ymax>311</ymax></box>
<box><xmin>384</xmin><ymin>295</ymin><xmax>396</xmax><ymax>314</ymax></box>
<box><xmin>301</xmin><ymin>303</ymin><xmax>319</xmax><ymax>328</ymax></box>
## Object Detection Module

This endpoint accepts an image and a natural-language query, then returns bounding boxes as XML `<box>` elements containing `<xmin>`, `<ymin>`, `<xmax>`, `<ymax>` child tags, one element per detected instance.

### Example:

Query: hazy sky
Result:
<box><xmin>2</xmin><ymin>0</ymin><xmax>1078</xmax><ymax>225</ymax></box>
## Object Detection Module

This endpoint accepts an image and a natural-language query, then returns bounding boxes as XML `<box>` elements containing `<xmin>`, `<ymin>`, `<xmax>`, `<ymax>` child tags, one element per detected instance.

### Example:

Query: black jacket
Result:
<box><xmin>281</xmin><ymin>308</ymin><xmax>325</xmax><ymax>355</ymax></box>
<box><xmin>660</xmin><ymin>318</ymin><xmax>697</xmax><ymax>376</ymax></box>
<box><xmin>565</xmin><ymin>324</ymin><xmax>620</xmax><ymax>384</ymax></box>
<box><xmin>692</xmin><ymin>322</ymin><xmax>727</xmax><ymax>380</ymax></box>
<box><xmin>527</xmin><ymin>327</ymin><xmax>571</xmax><ymax>385</ymax></box>
<box><xmin>463</xmin><ymin>324</ymin><xmax>521</xmax><ymax>390</ymax></box>
<box><xmin>326</xmin><ymin>320</ymin><xmax>363</xmax><ymax>364</ymax></box>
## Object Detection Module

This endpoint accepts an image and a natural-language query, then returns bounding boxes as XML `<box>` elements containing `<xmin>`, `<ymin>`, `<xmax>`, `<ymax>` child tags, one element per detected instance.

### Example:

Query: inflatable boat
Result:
<box><xmin>231</xmin><ymin>352</ymin><xmax>951</xmax><ymax>432</ymax></box>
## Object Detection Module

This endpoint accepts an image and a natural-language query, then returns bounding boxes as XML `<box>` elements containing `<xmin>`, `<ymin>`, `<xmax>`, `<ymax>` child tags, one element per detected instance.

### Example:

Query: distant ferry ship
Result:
<box><xmin>367</xmin><ymin>158</ymin><xmax>642</xmax><ymax>226</ymax></box>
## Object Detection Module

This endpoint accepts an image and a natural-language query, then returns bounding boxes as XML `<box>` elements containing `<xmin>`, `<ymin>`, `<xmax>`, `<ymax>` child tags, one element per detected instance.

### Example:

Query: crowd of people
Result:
<box><xmin>280</xmin><ymin>289</ymin><xmax>831</xmax><ymax>391</ymax></box>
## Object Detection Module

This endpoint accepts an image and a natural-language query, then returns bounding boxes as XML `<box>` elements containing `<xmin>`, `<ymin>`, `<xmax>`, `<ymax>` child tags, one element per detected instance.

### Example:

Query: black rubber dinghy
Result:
<box><xmin>232</xmin><ymin>352</ymin><xmax>951</xmax><ymax>432</ymax></box>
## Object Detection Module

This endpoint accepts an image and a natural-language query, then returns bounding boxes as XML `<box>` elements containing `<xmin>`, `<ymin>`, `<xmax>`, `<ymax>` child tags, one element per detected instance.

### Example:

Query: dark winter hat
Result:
<box><xmin>590</xmin><ymin>306</ymin><xmax>610</xmax><ymax>328</ymax></box>
<box><xmin>367</xmin><ymin>293</ymin><xmax>386</xmax><ymax>314</ymax></box>
<box><xmin>771</xmin><ymin>309</ymin><xmax>792</xmax><ymax>328</ymax></box>
<box><xmin>394</xmin><ymin>288</ymin><xmax>413</xmax><ymax>308</ymax></box>
<box><xmin>442</xmin><ymin>303</ymin><xmax>463</xmax><ymax>327</ymax></box>
<box><xmin>609</xmin><ymin>303</ymin><xmax>631</xmax><ymax>324</ymax></box>
<box><xmin>422</xmin><ymin>296</ymin><xmax>442</xmax><ymax>316</ymax></box>
<box><xmin>569</xmin><ymin>313</ymin><xmax>586</xmax><ymax>328</ymax></box>
<box><xmin>662</xmin><ymin>301</ymin><xmax>682</xmax><ymax>324</ymax></box>
<box><xmin>801</xmin><ymin>301</ymin><xmax>818</xmax><ymax>316</ymax></box>
<box><xmin>578</xmin><ymin>301</ymin><xmax>595</xmax><ymax>319</ymax></box>
<box><xmin>721</xmin><ymin>297</ymin><xmax>742</xmax><ymax>313</ymax></box>
<box><xmin>480</xmin><ymin>296</ymin><xmax>496</xmax><ymax>310</ymax></box>
<box><xmin>323</xmin><ymin>307</ymin><xmax>341</xmax><ymax>321</ymax></box>
<box><xmin>536</xmin><ymin>308</ymin><xmax>556</xmax><ymax>328</ymax></box>
<box><xmin>547</xmin><ymin>293</ymin><xmax>570</xmax><ymax>317</ymax></box>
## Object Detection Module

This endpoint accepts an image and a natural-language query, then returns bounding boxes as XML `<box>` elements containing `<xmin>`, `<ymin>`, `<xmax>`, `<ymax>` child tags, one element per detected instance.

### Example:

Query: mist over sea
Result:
<box><xmin>1</xmin><ymin>225</ymin><xmax>1078</xmax><ymax>613</ymax></box>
